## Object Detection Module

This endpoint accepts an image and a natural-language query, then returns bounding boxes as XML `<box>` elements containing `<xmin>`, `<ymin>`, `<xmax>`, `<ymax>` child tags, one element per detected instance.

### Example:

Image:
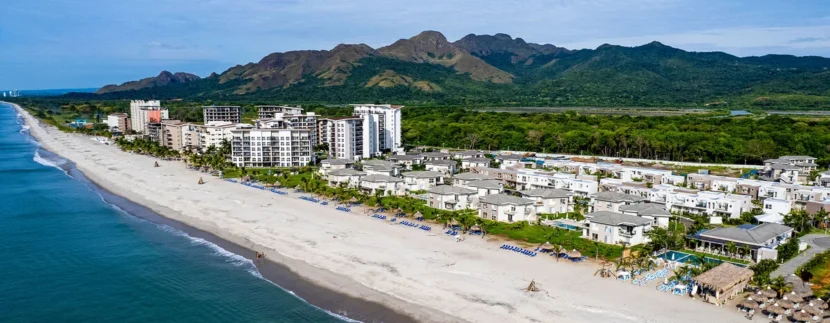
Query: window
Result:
<box><xmin>606</xmin><ymin>203</ymin><xmax>612</xmax><ymax>208</ymax></box>
<box><xmin>765</xmin><ymin>204</ymin><xmax>772</xmax><ymax>209</ymax></box>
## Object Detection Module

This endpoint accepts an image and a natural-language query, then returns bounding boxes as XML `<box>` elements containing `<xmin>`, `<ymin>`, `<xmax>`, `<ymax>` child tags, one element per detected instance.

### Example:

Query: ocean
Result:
<box><xmin>0</xmin><ymin>104</ymin><xmax>349</xmax><ymax>322</ymax></box>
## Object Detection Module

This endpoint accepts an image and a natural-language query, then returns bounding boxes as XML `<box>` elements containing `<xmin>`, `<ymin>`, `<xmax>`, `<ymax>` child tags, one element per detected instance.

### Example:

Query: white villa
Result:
<box><xmin>461</xmin><ymin>158</ymin><xmax>491</xmax><ymax>169</ymax></box>
<box><xmin>402</xmin><ymin>171</ymin><xmax>444</xmax><ymax>192</ymax></box>
<box><xmin>520</xmin><ymin>189</ymin><xmax>574</xmax><ymax>214</ymax></box>
<box><xmin>463</xmin><ymin>179</ymin><xmax>504</xmax><ymax>196</ymax></box>
<box><xmin>478</xmin><ymin>195</ymin><xmax>536</xmax><ymax>223</ymax></box>
<box><xmin>359</xmin><ymin>174</ymin><xmax>405</xmax><ymax>196</ymax></box>
<box><xmin>591</xmin><ymin>192</ymin><xmax>647</xmax><ymax>212</ymax></box>
<box><xmin>388</xmin><ymin>154</ymin><xmax>423</xmax><ymax>170</ymax></box>
<box><xmin>428</xmin><ymin>185</ymin><xmax>478</xmax><ymax>211</ymax></box>
<box><xmin>362</xmin><ymin>160</ymin><xmax>401</xmax><ymax>177</ymax></box>
<box><xmin>619</xmin><ymin>203</ymin><xmax>672</xmax><ymax>228</ymax></box>
<box><xmin>320</xmin><ymin>159</ymin><xmax>355</xmax><ymax>175</ymax></box>
<box><xmin>452</xmin><ymin>172</ymin><xmax>497</xmax><ymax>186</ymax></box>
<box><xmin>426</xmin><ymin>160</ymin><xmax>458</xmax><ymax>176</ymax></box>
<box><xmin>326</xmin><ymin>169</ymin><xmax>366</xmax><ymax>188</ymax></box>
<box><xmin>422</xmin><ymin>152</ymin><xmax>450</xmax><ymax>161</ymax></box>
<box><xmin>452</xmin><ymin>150</ymin><xmax>484</xmax><ymax>159</ymax></box>
<box><xmin>496</xmin><ymin>155</ymin><xmax>522</xmax><ymax>169</ymax></box>
<box><xmin>584</xmin><ymin>211</ymin><xmax>652</xmax><ymax>246</ymax></box>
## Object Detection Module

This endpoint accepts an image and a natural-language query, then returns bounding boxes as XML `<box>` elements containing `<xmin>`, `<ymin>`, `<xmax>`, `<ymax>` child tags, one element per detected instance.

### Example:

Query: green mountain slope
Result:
<box><xmin>84</xmin><ymin>31</ymin><xmax>830</xmax><ymax>109</ymax></box>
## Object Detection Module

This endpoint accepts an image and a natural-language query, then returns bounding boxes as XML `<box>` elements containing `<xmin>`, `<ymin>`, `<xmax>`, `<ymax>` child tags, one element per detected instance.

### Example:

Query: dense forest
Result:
<box><xmin>14</xmin><ymin>96</ymin><xmax>830</xmax><ymax>165</ymax></box>
<box><xmin>401</xmin><ymin>108</ymin><xmax>830</xmax><ymax>165</ymax></box>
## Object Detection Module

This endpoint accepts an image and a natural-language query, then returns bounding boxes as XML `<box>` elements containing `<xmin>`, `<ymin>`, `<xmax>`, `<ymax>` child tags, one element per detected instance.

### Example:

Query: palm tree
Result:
<box><xmin>551</xmin><ymin>245</ymin><xmax>564</xmax><ymax>262</ymax></box>
<box><xmin>725</xmin><ymin>242</ymin><xmax>738</xmax><ymax>258</ymax></box>
<box><xmin>769</xmin><ymin>276</ymin><xmax>792</xmax><ymax>298</ymax></box>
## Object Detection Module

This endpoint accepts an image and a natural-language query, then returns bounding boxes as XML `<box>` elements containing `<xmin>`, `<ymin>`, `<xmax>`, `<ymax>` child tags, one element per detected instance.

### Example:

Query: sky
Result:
<box><xmin>2</xmin><ymin>0</ymin><xmax>830</xmax><ymax>90</ymax></box>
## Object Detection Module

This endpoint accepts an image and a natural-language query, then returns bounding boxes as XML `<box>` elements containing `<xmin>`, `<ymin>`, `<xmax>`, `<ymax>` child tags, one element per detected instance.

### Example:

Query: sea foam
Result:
<box><xmin>33</xmin><ymin>150</ymin><xmax>68</xmax><ymax>174</ymax></box>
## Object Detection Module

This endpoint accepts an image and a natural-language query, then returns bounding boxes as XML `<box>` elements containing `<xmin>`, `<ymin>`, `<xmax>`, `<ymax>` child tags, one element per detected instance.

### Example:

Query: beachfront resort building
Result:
<box><xmin>160</xmin><ymin>120</ymin><xmax>186</xmax><ymax>151</ymax></box>
<box><xmin>520</xmin><ymin>189</ymin><xmax>574</xmax><ymax>214</ymax></box>
<box><xmin>105</xmin><ymin>113</ymin><xmax>130</xmax><ymax>133</ymax></box>
<box><xmin>130</xmin><ymin>100</ymin><xmax>168</xmax><ymax>134</ymax></box>
<box><xmin>425</xmin><ymin>160</ymin><xmax>458</xmax><ymax>176</ymax></box>
<box><xmin>452</xmin><ymin>172</ymin><xmax>496</xmax><ymax>187</ymax></box>
<box><xmin>402</xmin><ymin>171</ymin><xmax>444</xmax><ymax>192</ymax></box>
<box><xmin>666</xmin><ymin>191</ymin><xmax>753</xmax><ymax>219</ymax></box>
<box><xmin>199</xmin><ymin>121</ymin><xmax>235</xmax><ymax>149</ymax></box>
<box><xmin>590</xmin><ymin>192</ymin><xmax>647</xmax><ymax>212</ymax></box>
<box><xmin>428</xmin><ymin>186</ymin><xmax>477</xmax><ymax>211</ymax></box>
<box><xmin>257</xmin><ymin>105</ymin><xmax>303</xmax><ymax>119</ymax></box>
<box><xmin>318</xmin><ymin>117</ymin><xmax>365</xmax><ymax>160</ymax></box>
<box><xmin>584</xmin><ymin>211</ymin><xmax>652</xmax><ymax>245</ymax></box>
<box><xmin>203</xmin><ymin>106</ymin><xmax>242</xmax><ymax>124</ymax></box>
<box><xmin>462</xmin><ymin>179</ymin><xmax>504</xmax><ymax>197</ymax></box>
<box><xmin>359</xmin><ymin>174</ymin><xmax>404</xmax><ymax>196</ymax></box>
<box><xmin>618</xmin><ymin>203</ymin><xmax>672</xmax><ymax>228</ymax></box>
<box><xmin>320</xmin><ymin>159</ymin><xmax>355</xmax><ymax>175</ymax></box>
<box><xmin>325</xmin><ymin>169</ymin><xmax>366</xmax><ymax>188</ymax></box>
<box><xmin>691</xmin><ymin>223</ymin><xmax>794</xmax><ymax>261</ymax></box>
<box><xmin>361</xmin><ymin>160</ymin><xmax>401</xmax><ymax>177</ymax></box>
<box><xmin>229</xmin><ymin>121</ymin><xmax>313</xmax><ymax>168</ymax></box>
<box><xmin>478</xmin><ymin>195</ymin><xmax>537</xmax><ymax>223</ymax></box>
<box><xmin>352</xmin><ymin>104</ymin><xmax>403</xmax><ymax>155</ymax></box>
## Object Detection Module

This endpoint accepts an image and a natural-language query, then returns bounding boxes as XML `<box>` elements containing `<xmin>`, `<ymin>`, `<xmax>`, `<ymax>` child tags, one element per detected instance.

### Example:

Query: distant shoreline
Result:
<box><xmin>9</xmin><ymin>102</ymin><xmax>423</xmax><ymax>323</ymax></box>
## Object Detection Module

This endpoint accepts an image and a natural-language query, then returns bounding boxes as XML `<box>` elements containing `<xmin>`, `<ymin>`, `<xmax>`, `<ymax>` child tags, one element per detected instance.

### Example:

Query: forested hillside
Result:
<box><xmin>73</xmin><ymin>31</ymin><xmax>830</xmax><ymax>109</ymax></box>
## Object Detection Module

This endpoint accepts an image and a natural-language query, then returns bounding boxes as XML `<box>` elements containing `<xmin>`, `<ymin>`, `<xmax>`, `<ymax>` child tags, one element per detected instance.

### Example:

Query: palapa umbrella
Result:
<box><xmin>802</xmin><ymin>305</ymin><xmax>823</xmax><ymax>316</ymax></box>
<box><xmin>395</xmin><ymin>208</ymin><xmax>404</xmax><ymax>215</ymax></box>
<box><xmin>792</xmin><ymin>310</ymin><xmax>812</xmax><ymax>322</ymax></box>
<box><xmin>765</xmin><ymin>305</ymin><xmax>786</xmax><ymax>315</ymax></box>
<box><xmin>739</xmin><ymin>299</ymin><xmax>759</xmax><ymax>309</ymax></box>
<box><xmin>811</xmin><ymin>299</ymin><xmax>828</xmax><ymax>309</ymax></box>
<box><xmin>787</xmin><ymin>293</ymin><xmax>805</xmax><ymax>303</ymax></box>
<box><xmin>566</xmin><ymin>249</ymin><xmax>582</xmax><ymax>259</ymax></box>
<box><xmin>539</xmin><ymin>241</ymin><xmax>555</xmax><ymax>251</ymax></box>
<box><xmin>822</xmin><ymin>318</ymin><xmax>830</xmax><ymax>323</ymax></box>
<box><xmin>796</xmin><ymin>289</ymin><xmax>815</xmax><ymax>298</ymax></box>
<box><xmin>448</xmin><ymin>218</ymin><xmax>460</xmax><ymax>227</ymax></box>
<box><xmin>413</xmin><ymin>211</ymin><xmax>423</xmax><ymax>218</ymax></box>
<box><xmin>349</xmin><ymin>197</ymin><xmax>358</xmax><ymax>203</ymax></box>
<box><xmin>154</xmin><ymin>161</ymin><xmax>160</xmax><ymax>167</ymax></box>
<box><xmin>470</xmin><ymin>224</ymin><xmax>482</xmax><ymax>232</ymax></box>
<box><xmin>761</xmin><ymin>288</ymin><xmax>778</xmax><ymax>299</ymax></box>
<box><xmin>778</xmin><ymin>300</ymin><xmax>794</xmax><ymax>309</ymax></box>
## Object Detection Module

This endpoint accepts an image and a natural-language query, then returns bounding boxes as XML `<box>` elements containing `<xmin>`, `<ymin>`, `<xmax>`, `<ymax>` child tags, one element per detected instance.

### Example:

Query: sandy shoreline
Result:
<box><xmin>10</xmin><ymin>102</ymin><xmax>752</xmax><ymax>323</ymax></box>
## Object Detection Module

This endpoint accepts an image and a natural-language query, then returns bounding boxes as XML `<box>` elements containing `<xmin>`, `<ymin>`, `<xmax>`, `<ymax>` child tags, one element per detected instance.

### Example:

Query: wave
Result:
<box><xmin>33</xmin><ymin>149</ymin><xmax>68</xmax><ymax>174</ymax></box>
<box><xmin>20</xmin><ymin>125</ymin><xmax>30</xmax><ymax>133</ymax></box>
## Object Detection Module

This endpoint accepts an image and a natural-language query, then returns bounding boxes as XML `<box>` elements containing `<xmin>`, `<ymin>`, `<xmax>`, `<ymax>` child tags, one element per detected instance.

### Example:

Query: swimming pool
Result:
<box><xmin>657</xmin><ymin>251</ymin><xmax>732</xmax><ymax>266</ymax></box>
<box><xmin>554</xmin><ymin>223</ymin><xmax>582</xmax><ymax>231</ymax></box>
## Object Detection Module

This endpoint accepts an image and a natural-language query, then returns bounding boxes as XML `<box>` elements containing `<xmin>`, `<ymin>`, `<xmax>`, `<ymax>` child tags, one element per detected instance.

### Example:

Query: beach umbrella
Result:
<box><xmin>796</xmin><ymin>289</ymin><xmax>814</xmax><ymax>298</ymax></box>
<box><xmin>154</xmin><ymin>161</ymin><xmax>160</xmax><ymax>167</ymax></box>
<box><xmin>349</xmin><ymin>197</ymin><xmax>358</xmax><ymax>203</ymax></box>
<box><xmin>803</xmin><ymin>305</ymin><xmax>823</xmax><ymax>316</ymax></box>
<box><xmin>787</xmin><ymin>293</ymin><xmax>805</xmax><ymax>303</ymax></box>
<box><xmin>761</xmin><ymin>289</ymin><xmax>778</xmax><ymax>298</ymax></box>
<box><xmin>470</xmin><ymin>224</ymin><xmax>482</xmax><ymax>232</ymax></box>
<box><xmin>566</xmin><ymin>250</ymin><xmax>582</xmax><ymax>259</ymax></box>
<box><xmin>539</xmin><ymin>242</ymin><xmax>554</xmax><ymax>250</ymax></box>
<box><xmin>739</xmin><ymin>299</ymin><xmax>758</xmax><ymax>309</ymax></box>
<box><xmin>395</xmin><ymin>208</ymin><xmax>403</xmax><ymax>215</ymax></box>
<box><xmin>413</xmin><ymin>211</ymin><xmax>423</xmax><ymax>218</ymax></box>
<box><xmin>765</xmin><ymin>305</ymin><xmax>786</xmax><ymax>315</ymax></box>
<box><xmin>778</xmin><ymin>300</ymin><xmax>794</xmax><ymax>309</ymax></box>
<box><xmin>811</xmin><ymin>299</ymin><xmax>828</xmax><ymax>309</ymax></box>
<box><xmin>198</xmin><ymin>177</ymin><xmax>204</xmax><ymax>185</ymax></box>
<box><xmin>792</xmin><ymin>310</ymin><xmax>812</xmax><ymax>322</ymax></box>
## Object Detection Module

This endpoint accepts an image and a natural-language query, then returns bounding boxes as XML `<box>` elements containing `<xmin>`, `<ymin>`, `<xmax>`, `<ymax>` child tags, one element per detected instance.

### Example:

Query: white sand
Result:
<box><xmin>13</xmin><ymin>103</ymin><xmax>751</xmax><ymax>323</ymax></box>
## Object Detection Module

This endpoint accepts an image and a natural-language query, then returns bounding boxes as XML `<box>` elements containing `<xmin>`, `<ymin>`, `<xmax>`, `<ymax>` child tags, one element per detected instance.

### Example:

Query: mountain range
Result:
<box><xmin>91</xmin><ymin>31</ymin><xmax>830</xmax><ymax>108</ymax></box>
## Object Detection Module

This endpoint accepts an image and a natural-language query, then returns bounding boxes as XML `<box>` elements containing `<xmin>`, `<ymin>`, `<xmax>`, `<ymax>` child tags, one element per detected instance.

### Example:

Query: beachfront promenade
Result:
<box><xmin>14</xmin><ymin>103</ymin><xmax>754</xmax><ymax>323</ymax></box>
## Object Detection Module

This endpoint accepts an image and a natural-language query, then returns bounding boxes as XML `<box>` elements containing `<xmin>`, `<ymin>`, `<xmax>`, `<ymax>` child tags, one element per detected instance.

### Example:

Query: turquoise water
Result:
<box><xmin>657</xmin><ymin>250</ymin><xmax>746</xmax><ymax>267</ymax></box>
<box><xmin>0</xmin><ymin>104</ymin><xmax>349</xmax><ymax>322</ymax></box>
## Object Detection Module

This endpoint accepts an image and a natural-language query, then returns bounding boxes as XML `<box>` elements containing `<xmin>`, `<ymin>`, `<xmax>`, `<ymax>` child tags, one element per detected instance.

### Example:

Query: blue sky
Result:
<box><xmin>2</xmin><ymin>0</ymin><xmax>830</xmax><ymax>90</ymax></box>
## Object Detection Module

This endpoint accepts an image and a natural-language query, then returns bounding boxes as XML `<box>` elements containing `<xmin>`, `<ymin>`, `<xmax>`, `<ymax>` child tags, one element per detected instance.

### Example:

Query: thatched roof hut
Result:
<box><xmin>566</xmin><ymin>250</ymin><xmax>582</xmax><ymax>258</ymax></box>
<box><xmin>811</xmin><ymin>299</ymin><xmax>828</xmax><ymax>309</ymax></box>
<box><xmin>785</xmin><ymin>293</ymin><xmax>804</xmax><ymax>303</ymax></box>
<box><xmin>694</xmin><ymin>263</ymin><xmax>754</xmax><ymax>305</ymax></box>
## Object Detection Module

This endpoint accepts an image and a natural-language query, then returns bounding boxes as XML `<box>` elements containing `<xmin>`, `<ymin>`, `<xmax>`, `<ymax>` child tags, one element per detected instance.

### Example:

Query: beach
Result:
<box><xmin>12</xmin><ymin>102</ymin><xmax>752</xmax><ymax>323</ymax></box>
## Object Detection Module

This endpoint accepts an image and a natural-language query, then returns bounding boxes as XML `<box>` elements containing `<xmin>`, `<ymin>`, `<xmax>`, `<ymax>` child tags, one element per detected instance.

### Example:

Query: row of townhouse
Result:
<box><xmin>468</xmin><ymin>167</ymin><xmax>599</xmax><ymax>196</ymax></box>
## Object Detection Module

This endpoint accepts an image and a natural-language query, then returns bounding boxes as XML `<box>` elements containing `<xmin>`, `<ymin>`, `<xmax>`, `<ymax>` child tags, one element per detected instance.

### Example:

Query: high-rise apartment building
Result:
<box><xmin>318</xmin><ymin>116</ymin><xmax>364</xmax><ymax>160</ymax></box>
<box><xmin>203</xmin><ymin>106</ymin><xmax>242</xmax><ymax>124</ymax></box>
<box><xmin>130</xmin><ymin>100</ymin><xmax>168</xmax><ymax>134</ymax></box>
<box><xmin>230</xmin><ymin>120</ymin><xmax>313</xmax><ymax>168</ymax></box>
<box><xmin>352</xmin><ymin>104</ymin><xmax>403</xmax><ymax>156</ymax></box>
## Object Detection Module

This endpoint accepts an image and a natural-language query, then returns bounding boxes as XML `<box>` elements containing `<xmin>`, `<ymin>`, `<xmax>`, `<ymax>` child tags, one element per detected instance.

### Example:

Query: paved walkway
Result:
<box><xmin>771</xmin><ymin>234</ymin><xmax>830</xmax><ymax>277</ymax></box>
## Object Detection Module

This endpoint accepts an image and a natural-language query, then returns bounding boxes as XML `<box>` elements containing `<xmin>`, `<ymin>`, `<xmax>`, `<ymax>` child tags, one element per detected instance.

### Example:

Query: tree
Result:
<box><xmin>725</xmin><ymin>242</ymin><xmax>738</xmax><ymax>258</ymax></box>
<box><xmin>750</xmin><ymin>259</ymin><xmax>779</xmax><ymax>286</ymax></box>
<box><xmin>769</xmin><ymin>276</ymin><xmax>792</xmax><ymax>298</ymax></box>
<box><xmin>776</xmin><ymin>238</ymin><xmax>800</xmax><ymax>262</ymax></box>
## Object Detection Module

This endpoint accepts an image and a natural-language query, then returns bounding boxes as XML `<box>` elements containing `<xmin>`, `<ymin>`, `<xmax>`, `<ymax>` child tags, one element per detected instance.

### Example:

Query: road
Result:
<box><xmin>772</xmin><ymin>234</ymin><xmax>830</xmax><ymax>278</ymax></box>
